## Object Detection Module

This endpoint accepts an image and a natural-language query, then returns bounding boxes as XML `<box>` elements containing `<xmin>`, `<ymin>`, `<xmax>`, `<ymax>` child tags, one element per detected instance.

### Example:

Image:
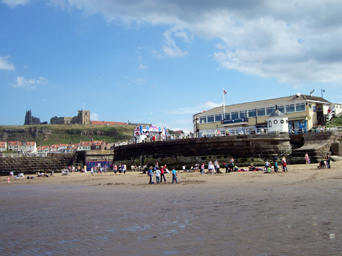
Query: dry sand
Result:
<box><xmin>1</xmin><ymin>163</ymin><xmax>342</xmax><ymax>255</ymax></box>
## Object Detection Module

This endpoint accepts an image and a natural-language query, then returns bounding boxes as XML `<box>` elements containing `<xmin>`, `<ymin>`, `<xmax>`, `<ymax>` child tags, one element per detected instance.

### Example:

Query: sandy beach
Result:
<box><xmin>1</xmin><ymin>163</ymin><xmax>342</xmax><ymax>255</ymax></box>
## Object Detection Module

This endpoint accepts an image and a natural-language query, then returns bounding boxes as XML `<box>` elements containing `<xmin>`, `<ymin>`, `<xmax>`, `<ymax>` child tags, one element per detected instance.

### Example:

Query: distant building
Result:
<box><xmin>193</xmin><ymin>94</ymin><xmax>331</xmax><ymax>136</ymax></box>
<box><xmin>0</xmin><ymin>141</ymin><xmax>7</xmax><ymax>152</ymax></box>
<box><xmin>24</xmin><ymin>110</ymin><xmax>41</xmax><ymax>125</ymax></box>
<box><xmin>50</xmin><ymin>110</ymin><xmax>90</xmax><ymax>125</ymax></box>
<box><xmin>50</xmin><ymin>116</ymin><xmax>72</xmax><ymax>124</ymax></box>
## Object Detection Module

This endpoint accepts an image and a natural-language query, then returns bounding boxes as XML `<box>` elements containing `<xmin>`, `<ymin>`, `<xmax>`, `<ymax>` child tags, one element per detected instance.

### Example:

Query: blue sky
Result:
<box><xmin>1</xmin><ymin>0</ymin><xmax>342</xmax><ymax>133</ymax></box>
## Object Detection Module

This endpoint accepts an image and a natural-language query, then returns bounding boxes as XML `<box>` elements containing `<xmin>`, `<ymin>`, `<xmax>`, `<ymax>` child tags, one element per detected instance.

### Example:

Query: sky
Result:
<box><xmin>1</xmin><ymin>0</ymin><xmax>342</xmax><ymax>133</ymax></box>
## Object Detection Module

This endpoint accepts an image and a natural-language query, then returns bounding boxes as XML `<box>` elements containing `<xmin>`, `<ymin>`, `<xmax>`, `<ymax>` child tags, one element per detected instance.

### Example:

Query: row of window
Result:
<box><xmin>199</xmin><ymin>103</ymin><xmax>306</xmax><ymax>124</ymax></box>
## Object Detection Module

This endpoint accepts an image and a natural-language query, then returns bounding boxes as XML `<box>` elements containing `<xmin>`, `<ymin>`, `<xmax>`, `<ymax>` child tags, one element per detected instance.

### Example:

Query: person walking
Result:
<box><xmin>172</xmin><ymin>167</ymin><xmax>178</xmax><ymax>184</ymax></box>
<box><xmin>7</xmin><ymin>176</ymin><xmax>10</xmax><ymax>185</ymax></box>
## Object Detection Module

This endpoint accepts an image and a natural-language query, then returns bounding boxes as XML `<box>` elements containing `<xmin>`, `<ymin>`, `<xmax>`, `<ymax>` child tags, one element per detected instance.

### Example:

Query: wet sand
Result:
<box><xmin>1</xmin><ymin>163</ymin><xmax>342</xmax><ymax>255</ymax></box>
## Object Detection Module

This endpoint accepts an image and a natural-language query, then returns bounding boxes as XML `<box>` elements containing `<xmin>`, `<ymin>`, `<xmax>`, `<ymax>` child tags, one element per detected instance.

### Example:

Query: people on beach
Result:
<box><xmin>249</xmin><ymin>164</ymin><xmax>256</xmax><ymax>171</ymax></box>
<box><xmin>148</xmin><ymin>167</ymin><xmax>153</xmax><ymax>184</ymax></box>
<box><xmin>305</xmin><ymin>153</ymin><xmax>310</xmax><ymax>164</ymax></box>
<box><xmin>208</xmin><ymin>161</ymin><xmax>214</xmax><ymax>174</ymax></box>
<box><xmin>155</xmin><ymin>168</ymin><xmax>161</xmax><ymax>184</ymax></box>
<box><xmin>172</xmin><ymin>167</ymin><xmax>178</xmax><ymax>184</ymax></box>
<box><xmin>223</xmin><ymin>162</ymin><xmax>228</xmax><ymax>173</ymax></box>
<box><xmin>160</xmin><ymin>165</ymin><xmax>166</xmax><ymax>182</ymax></box>
<box><xmin>274</xmin><ymin>161</ymin><xmax>278</xmax><ymax>173</ymax></box>
<box><xmin>7</xmin><ymin>176</ymin><xmax>10</xmax><ymax>184</ymax></box>
<box><xmin>200</xmin><ymin>163</ymin><xmax>205</xmax><ymax>174</ymax></box>
<box><xmin>326</xmin><ymin>153</ymin><xmax>331</xmax><ymax>168</ymax></box>
<box><xmin>282</xmin><ymin>157</ymin><xmax>288</xmax><ymax>172</ymax></box>
<box><xmin>114</xmin><ymin>164</ymin><xmax>117</xmax><ymax>175</ymax></box>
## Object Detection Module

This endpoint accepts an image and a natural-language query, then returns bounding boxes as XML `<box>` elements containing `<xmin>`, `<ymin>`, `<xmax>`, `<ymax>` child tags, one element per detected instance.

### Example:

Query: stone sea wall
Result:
<box><xmin>0</xmin><ymin>154</ymin><xmax>76</xmax><ymax>175</ymax></box>
<box><xmin>113</xmin><ymin>134</ymin><xmax>292</xmax><ymax>169</ymax></box>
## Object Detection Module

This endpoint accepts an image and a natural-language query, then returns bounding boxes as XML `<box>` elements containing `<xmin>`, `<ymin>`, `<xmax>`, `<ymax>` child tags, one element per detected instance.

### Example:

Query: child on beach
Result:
<box><xmin>172</xmin><ymin>167</ymin><xmax>178</xmax><ymax>184</ymax></box>
<box><xmin>7</xmin><ymin>176</ymin><xmax>10</xmax><ymax>184</ymax></box>
<box><xmin>160</xmin><ymin>165</ymin><xmax>166</xmax><ymax>182</ymax></box>
<box><xmin>200</xmin><ymin>163</ymin><xmax>205</xmax><ymax>174</ymax></box>
<box><xmin>274</xmin><ymin>161</ymin><xmax>278</xmax><ymax>173</ymax></box>
<box><xmin>282</xmin><ymin>157</ymin><xmax>288</xmax><ymax>172</ymax></box>
<box><xmin>155</xmin><ymin>168</ymin><xmax>161</xmax><ymax>184</ymax></box>
<box><xmin>148</xmin><ymin>167</ymin><xmax>153</xmax><ymax>184</ymax></box>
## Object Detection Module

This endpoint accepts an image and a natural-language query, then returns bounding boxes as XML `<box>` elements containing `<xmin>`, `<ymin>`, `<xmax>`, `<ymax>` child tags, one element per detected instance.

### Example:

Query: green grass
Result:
<box><xmin>0</xmin><ymin>124</ymin><xmax>135</xmax><ymax>146</ymax></box>
<box><xmin>329</xmin><ymin>115</ymin><xmax>342</xmax><ymax>126</ymax></box>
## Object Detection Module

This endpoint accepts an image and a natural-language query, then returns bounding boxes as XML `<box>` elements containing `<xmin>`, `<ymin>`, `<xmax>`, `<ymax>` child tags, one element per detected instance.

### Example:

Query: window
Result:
<box><xmin>207</xmin><ymin>115</ymin><xmax>214</xmax><ymax>122</ymax></box>
<box><xmin>224</xmin><ymin>113</ymin><xmax>230</xmax><ymax>120</ymax></box>
<box><xmin>248</xmin><ymin>109</ymin><xmax>256</xmax><ymax>117</ymax></box>
<box><xmin>215</xmin><ymin>114</ymin><xmax>222</xmax><ymax>122</ymax></box>
<box><xmin>257</xmin><ymin>108</ymin><xmax>266</xmax><ymax>116</ymax></box>
<box><xmin>239</xmin><ymin>110</ymin><xmax>247</xmax><ymax>118</ymax></box>
<box><xmin>200</xmin><ymin>117</ymin><xmax>206</xmax><ymax>124</ymax></box>
<box><xmin>286</xmin><ymin>104</ymin><xmax>295</xmax><ymax>113</ymax></box>
<box><xmin>268</xmin><ymin>120</ymin><xmax>272</xmax><ymax>127</ymax></box>
<box><xmin>231</xmin><ymin>111</ymin><xmax>238</xmax><ymax>119</ymax></box>
<box><xmin>296</xmin><ymin>103</ymin><xmax>305</xmax><ymax>112</ymax></box>
<box><xmin>278</xmin><ymin>105</ymin><xmax>285</xmax><ymax>113</ymax></box>
<box><xmin>266</xmin><ymin>107</ymin><xmax>275</xmax><ymax>115</ymax></box>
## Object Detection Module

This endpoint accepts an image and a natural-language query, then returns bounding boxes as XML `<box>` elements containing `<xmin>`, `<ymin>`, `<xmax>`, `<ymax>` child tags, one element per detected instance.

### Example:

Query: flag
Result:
<box><xmin>223</xmin><ymin>90</ymin><xmax>227</xmax><ymax>94</ymax></box>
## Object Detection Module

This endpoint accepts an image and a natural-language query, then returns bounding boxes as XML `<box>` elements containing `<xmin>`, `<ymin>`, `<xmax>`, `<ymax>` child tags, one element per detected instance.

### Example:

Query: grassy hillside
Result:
<box><xmin>329</xmin><ymin>115</ymin><xmax>342</xmax><ymax>127</ymax></box>
<box><xmin>0</xmin><ymin>124</ymin><xmax>135</xmax><ymax>146</ymax></box>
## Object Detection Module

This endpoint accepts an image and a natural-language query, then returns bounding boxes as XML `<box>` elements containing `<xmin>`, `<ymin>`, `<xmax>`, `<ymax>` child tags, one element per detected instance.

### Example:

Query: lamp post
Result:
<box><xmin>321</xmin><ymin>89</ymin><xmax>325</xmax><ymax>98</ymax></box>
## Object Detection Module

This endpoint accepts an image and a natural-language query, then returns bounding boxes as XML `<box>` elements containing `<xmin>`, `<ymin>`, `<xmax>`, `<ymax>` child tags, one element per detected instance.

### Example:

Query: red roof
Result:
<box><xmin>79</xmin><ymin>141</ymin><xmax>92</xmax><ymax>146</ymax></box>
<box><xmin>8</xmin><ymin>141</ymin><xmax>21</xmax><ymax>146</ymax></box>
<box><xmin>91</xmin><ymin>121</ymin><xmax>127</xmax><ymax>125</ymax></box>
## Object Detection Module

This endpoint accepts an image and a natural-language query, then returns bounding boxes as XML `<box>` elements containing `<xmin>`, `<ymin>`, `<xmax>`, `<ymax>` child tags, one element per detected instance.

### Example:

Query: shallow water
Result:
<box><xmin>1</xmin><ymin>176</ymin><xmax>342</xmax><ymax>255</ymax></box>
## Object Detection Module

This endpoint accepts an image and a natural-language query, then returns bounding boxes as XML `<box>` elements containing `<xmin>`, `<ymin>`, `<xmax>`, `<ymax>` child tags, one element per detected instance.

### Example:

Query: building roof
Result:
<box><xmin>196</xmin><ymin>94</ymin><xmax>331</xmax><ymax>116</ymax></box>
<box><xmin>8</xmin><ymin>141</ymin><xmax>21</xmax><ymax>146</ymax></box>
<box><xmin>269</xmin><ymin>109</ymin><xmax>286</xmax><ymax>117</ymax></box>
<box><xmin>91</xmin><ymin>121</ymin><xmax>127</xmax><ymax>125</ymax></box>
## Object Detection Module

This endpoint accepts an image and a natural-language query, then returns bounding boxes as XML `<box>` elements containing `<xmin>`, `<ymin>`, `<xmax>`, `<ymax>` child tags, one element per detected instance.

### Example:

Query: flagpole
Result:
<box><xmin>223</xmin><ymin>88</ymin><xmax>226</xmax><ymax>119</ymax></box>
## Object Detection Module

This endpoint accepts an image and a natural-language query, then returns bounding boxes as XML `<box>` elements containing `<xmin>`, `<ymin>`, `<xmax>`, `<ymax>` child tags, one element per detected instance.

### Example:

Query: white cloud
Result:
<box><xmin>0</xmin><ymin>56</ymin><xmax>15</xmax><ymax>70</ymax></box>
<box><xmin>2</xmin><ymin>0</ymin><xmax>31</xmax><ymax>8</ymax></box>
<box><xmin>162</xmin><ymin>30</ymin><xmax>188</xmax><ymax>57</ymax></box>
<box><xmin>90</xmin><ymin>113</ymin><xmax>99</xmax><ymax>121</ymax></box>
<box><xmin>132</xmin><ymin>77</ymin><xmax>146</xmax><ymax>84</ymax></box>
<box><xmin>58</xmin><ymin>0</ymin><xmax>342</xmax><ymax>84</ymax></box>
<box><xmin>138</xmin><ymin>64</ymin><xmax>148</xmax><ymax>69</ymax></box>
<box><xmin>11</xmin><ymin>76</ymin><xmax>48</xmax><ymax>89</ymax></box>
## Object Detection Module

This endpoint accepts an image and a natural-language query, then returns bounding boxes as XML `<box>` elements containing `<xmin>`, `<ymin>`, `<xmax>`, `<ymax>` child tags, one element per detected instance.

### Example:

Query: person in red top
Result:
<box><xmin>160</xmin><ymin>165</ymin><xmax>167</xmax><ymax>182</ymax></box>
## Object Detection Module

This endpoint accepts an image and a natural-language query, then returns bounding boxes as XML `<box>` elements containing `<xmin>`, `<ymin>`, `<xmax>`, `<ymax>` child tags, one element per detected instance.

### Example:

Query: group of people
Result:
<box><xmin>206</xmin><ymin>158</ymin><xmax>238</xmax><ymax>174</ymax></box>
<box><xmin>263</xmin><ymin>157</ymin><xmax>288</xmax><ymax>173</ymax></box>
<box><xmin>147</xmin><ymin>161</ymin><xmax>178</xmax><ymax>184</ymax></box>
<box><xmin>305</xmin><ymin>152</ymin><xmax>331</xmax><ymax>169</ymax></box>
